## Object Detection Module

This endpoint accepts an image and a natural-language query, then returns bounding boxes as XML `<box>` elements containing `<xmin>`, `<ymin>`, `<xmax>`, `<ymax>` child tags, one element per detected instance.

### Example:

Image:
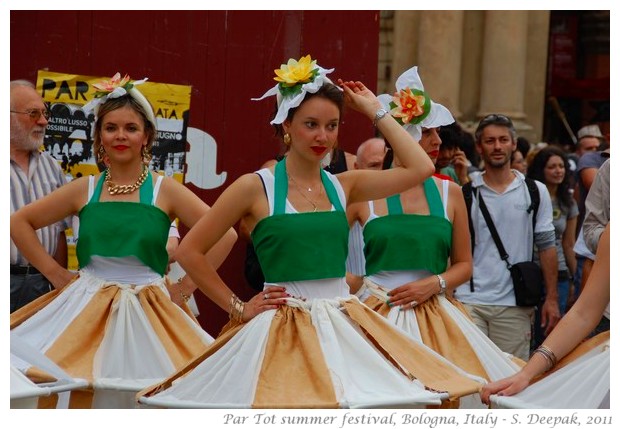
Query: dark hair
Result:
<box><xmin>272</xmin><ymin>83</ymin><xmax>344</xmax><ymax>139</ymax></box>
<box><xmin>438</xmin><ymin>122</ymin><xmax>462</xmax><ymax>150</ymax></box>
<box><xmin>93</xmin><ymin>94</ymin><xmax>156</xmax><ymax>160</ymax></box>
<box><xmin>381</xmin><ymin>142</ymin><xmax>393</xmax><ymax>170</ymax></box>
<box><xmin>527</xmin><ymin>146</ymin><xmax>573</xmax><ymax>212</ymax></box>
<box><xmin>439</xmin><ymin>122</ymin><xmax>480</xmax><ymax>169</ymax></box>
<box><xmin>474</xmin><ymin>113</ymin><xmax>517</xmax><ymax>143</ymax></box>
<box><xmin>516</xmin><ymin>136</ymin><xmax>530</xmax><ymax>157</ymax></box>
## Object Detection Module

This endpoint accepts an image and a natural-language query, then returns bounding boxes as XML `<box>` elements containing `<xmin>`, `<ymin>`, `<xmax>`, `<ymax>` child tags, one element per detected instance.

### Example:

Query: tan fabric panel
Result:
<box><xmin>37</xmin><ymin>394</ymin><xmax>58</xmax><ymax>409</ymax></box>
<box><xmin>10</xmin><ymin>288</ymin><xmax>62</xmax><ymax>329</ymax></box>
<box><xmin>25</xmin><ymin>366</ymin><xmax>57</xmax><ymax>384</ymax></box>
<box><xmin>414</xmin><ymin>296</ymin><xmax>489</xmax><ymax>380</ymax></box>
<box><xmin>253</xmin><ymin>306</ymin><xmax>338</xmax><ymax>409</ymax></box>
<box><xmin>344</xmin><ymin>299</ymin><xmax>482</xmax><ymax>401</ymax></box>
<box><xmin>139</xmin><ymin>286</ymin><xmax>208</xmax><ymax>369</ymax></box>
<box><xmin>138</xmin><ymin>322</ymin><xmax>245</xmax><ymax>398</ymax></box>
<box><xmin>11</xmin><ymin>275</ymin><xmax>82</xmax><ymax>329</ymax></box>
<box><xmin>45</xmin><ymin>287</ymin><xmax>118</xmax><ymax>382</ymax></box>
<box><xmin>36</xmin><ymin>388</ymin><xmax>95</xmax><ymax>409</ymax></box>
<box><xmin>365</xmin><ymin>294</ymin><xmax>489</xmax><ymax>380</ymax></box>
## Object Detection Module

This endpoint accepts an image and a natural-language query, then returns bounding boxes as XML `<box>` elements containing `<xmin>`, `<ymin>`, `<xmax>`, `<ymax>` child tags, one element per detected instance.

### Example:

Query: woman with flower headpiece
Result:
<box><xmin>10</xmin><ymin>73</ymin><xmax>237</xmax><ymax>408</ymax></box>
<box><xmin>137</xmin><ymin>55</ymin><xmax>483</xmax><ymax>409</ymax></box>
<box><xmin>346</xmin><ymin>66</ymin><xmax>525</xmax><ymax>407</ymax></box>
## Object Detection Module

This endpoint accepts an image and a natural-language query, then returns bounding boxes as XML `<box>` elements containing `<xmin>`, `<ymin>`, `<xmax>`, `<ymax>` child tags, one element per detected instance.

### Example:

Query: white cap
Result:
<box><xmin>577</xmin><ymin>124</ymin><xmax>603</xmax><ymax>139</ymax></box>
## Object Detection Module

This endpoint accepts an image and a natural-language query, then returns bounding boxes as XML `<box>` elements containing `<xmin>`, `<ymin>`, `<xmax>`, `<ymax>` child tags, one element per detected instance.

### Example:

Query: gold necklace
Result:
<box><xmin>288</xmin><ymin>173</ymin><xmax>323</xmax><ymax>212</ymax></box>
<box><xmin>105</xmin><ymin>165</ymin><xmax>148</xmax><ymax>195</ymax></box>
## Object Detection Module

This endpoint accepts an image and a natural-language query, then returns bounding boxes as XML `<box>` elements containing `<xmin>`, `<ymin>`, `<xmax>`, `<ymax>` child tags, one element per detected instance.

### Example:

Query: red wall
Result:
<box><xmin>11</xmin><ymin>10</ymin><xmax>380</xmax><ymax>336</ymax></box>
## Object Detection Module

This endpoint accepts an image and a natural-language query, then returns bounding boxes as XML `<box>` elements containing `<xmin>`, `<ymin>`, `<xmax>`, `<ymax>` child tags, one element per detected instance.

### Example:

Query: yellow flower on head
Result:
<box><xmin>390</xmin><ymin>87</ymin><xmax>427</xmax><ymax>124</ymax></box>
<box><xmin>274</xmin><ymin>55</ymin><xmax>318</xmax><ymax>87</ymax></box>
<box><xmin>93</xmin><ymin>72</ymin><xmax>131</xmax><ymax>92</ymax></box>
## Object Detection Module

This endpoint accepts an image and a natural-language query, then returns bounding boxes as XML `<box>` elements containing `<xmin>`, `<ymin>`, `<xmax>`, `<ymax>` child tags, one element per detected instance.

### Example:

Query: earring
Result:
<box><xmin>283</xmin><ymin>133</ymin><xmax>291</xmax><ymax>146</ymax></box>
<box><xmin>97</xmin><ymin>145</ymin><xmax>106</xmax><ymax>163</ymax></box>
<box><xmin>141</xmin><ymin>146</ymin><xmax>152</xmax><ymax>165</ymax></box>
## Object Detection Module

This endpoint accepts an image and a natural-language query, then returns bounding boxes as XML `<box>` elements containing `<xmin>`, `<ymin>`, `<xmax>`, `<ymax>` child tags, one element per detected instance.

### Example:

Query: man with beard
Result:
<box><xmin>454</xmin><ymin>114</ymin><xmax>559</xmax><ymax>361</ymax></box>
<box><xmin>10</xmin><ymin>80</ymin><xmax>68</xmax><ymax>312</ymax></box>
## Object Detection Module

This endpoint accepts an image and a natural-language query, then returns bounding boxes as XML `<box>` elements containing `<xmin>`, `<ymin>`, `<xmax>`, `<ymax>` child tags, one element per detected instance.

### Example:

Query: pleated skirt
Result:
<box><xmin>10</xmin><ymin>270</ymin><xmax>213</xmax><ymax>408</ymax></box>
<box><xmin>360</xmin><ymin>278</ymin><xmax>524</xmax><ymax>408</ymax></box>
<box><xmin>138</xmin><ymin>296</ymin><xmax>483</xmax><ymax>409</ymax></box>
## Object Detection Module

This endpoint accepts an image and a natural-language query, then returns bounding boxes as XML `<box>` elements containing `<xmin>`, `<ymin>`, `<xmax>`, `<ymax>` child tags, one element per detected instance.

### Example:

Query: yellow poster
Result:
<box><xmin>36</xmin><ymin>70</ymin><xmax>192</xmax><ymax>270</ymax></box>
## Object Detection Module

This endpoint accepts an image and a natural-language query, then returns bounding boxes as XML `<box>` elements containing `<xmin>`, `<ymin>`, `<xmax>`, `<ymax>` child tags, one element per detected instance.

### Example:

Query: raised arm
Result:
<box><xmin>336</xmin><ymin>80</ymin><xmax>434</xmax><ymax>204</ymax></box>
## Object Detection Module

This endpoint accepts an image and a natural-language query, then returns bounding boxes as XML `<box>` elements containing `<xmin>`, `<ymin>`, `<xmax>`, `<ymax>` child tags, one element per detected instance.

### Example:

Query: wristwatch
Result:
<box><xmin>436</xmin><ymin>274</ymin><xmax>447</xmax><ymax>294</ymax></box>
<box><xmin>373</xmin><ymin>108</ymin><xmax>388</xmax><ymax>126</ymax></box>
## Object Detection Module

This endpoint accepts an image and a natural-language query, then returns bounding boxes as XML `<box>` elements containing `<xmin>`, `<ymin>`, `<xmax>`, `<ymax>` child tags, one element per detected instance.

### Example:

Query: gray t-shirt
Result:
<box><xmin>535</xmin><ymin>197</ymin><xmax>578</xmax><ymax>272</ymax></box>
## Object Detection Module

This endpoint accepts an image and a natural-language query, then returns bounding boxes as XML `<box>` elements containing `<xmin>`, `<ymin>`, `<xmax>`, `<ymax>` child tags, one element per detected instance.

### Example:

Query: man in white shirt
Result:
<box><xmin>10</xmin><ymin>80</ymin><xmax>68</xmax><ymax>312</ymax></box>
<box><xmin>455</xmin><ymin>114</ymin><xmax>560</xmax><ymax>360</ymax></box>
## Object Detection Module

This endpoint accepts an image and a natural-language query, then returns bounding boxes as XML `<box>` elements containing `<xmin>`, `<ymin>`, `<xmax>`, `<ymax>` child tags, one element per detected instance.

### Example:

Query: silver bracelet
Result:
<box><xmin>532</xmin><ymin>345</ymin><xmax>557</xmax><ymax>371</ymax></box>
<box><xmin>373</xmin><ymin>108</ymin><xmax>388</xmax><ymax>126</ymax></box>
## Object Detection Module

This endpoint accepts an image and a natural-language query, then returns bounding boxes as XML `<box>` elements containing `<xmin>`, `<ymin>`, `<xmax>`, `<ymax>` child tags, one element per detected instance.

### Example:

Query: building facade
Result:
<box><xmin>378</xmin><ymin>10</ymin><xmax>610</xmax><ymax>145</ymax></box>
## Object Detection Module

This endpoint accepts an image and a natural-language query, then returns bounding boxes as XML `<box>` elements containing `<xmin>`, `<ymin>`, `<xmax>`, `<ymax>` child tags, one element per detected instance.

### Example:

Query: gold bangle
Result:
<box><xmin>229</xmin><ymin>294</ymin><xmax>245</xmax><ymax>323</ymax></box>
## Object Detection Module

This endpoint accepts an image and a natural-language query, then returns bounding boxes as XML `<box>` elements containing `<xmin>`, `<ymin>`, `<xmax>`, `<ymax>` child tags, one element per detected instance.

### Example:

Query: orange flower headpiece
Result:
<box><xmin>377</xmin><ymin>66</ymin><xmax>454</xmax><ymax>142</ymax></box>
<box><xmin>83</xmin><ymin>72</ymin><xmax>155</xmax><ymax>129</ymax></box>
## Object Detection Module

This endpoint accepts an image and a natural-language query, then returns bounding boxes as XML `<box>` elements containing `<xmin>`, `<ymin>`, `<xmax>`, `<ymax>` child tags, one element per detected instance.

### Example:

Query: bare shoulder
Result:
<box><xmin>231</xmin><ymin>171</ymin><xmax>267</xmax><ymax>193</ymax></box>
<box><xmin>63</xmin><ymin>173</ymin><xmax>93</xmax><ymax>197</ymax></box>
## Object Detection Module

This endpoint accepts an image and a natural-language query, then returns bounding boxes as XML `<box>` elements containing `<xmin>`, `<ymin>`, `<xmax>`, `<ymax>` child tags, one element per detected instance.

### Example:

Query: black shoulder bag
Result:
<box><xmin>476</xmin><ymin>191</ymin><xmax>543</xmax><ymax>307</ymax></box>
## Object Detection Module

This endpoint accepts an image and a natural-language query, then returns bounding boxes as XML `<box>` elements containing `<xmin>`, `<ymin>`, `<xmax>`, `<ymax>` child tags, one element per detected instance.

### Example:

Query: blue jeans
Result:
<box><xmin>10</xmin><ymin>273</ymin><xmax>52</xmax><ymax>313</ymax></box>
<box><xmin>557</xmin><ymin>278</ymin><xmax>570</xmax><ymax>315</ymax></box>
<box><xmin>572</xmin><ymin>255</ymin><xmax>585</xmax><ymax>299</ymax></box>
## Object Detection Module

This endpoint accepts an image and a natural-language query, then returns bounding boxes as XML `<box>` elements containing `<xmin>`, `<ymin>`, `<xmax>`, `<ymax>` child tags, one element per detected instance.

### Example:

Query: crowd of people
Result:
<box><xmin>10</xmin><ymin>55</ymin><xmax>610</xmax><ymax>410</ymax></box>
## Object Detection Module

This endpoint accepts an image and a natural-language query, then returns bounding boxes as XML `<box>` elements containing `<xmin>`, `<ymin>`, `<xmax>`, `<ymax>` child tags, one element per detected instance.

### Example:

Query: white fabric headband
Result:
<box><xmin>252</xmin><ymin>55</ymin><xmax>339</xmax><ymax>125</ymax></box>
<box><xmin>377</xmin><ymin>66</ymin><xmax>454</xmax><ymax>142</ymax></box>
<box><xmin>82</xmin><ymin>73</ymin><xmax>156</xmax><ymax>129</ymax></box>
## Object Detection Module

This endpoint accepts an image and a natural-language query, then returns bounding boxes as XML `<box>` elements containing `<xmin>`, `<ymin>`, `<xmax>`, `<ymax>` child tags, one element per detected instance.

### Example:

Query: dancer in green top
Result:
<box><xmin>138</xmin><ymin>55</ymin><xmax>483</xmax><ymax>409</ymax></box>
<box><xmin>10</xmin><ymin>73</ymin><xmax>236</xmax><ymax>408</ymax></box>
<box><xmin>347</xmin><ymin>66</ymin><xmax>525</xmax><ymax>407</ymax></box>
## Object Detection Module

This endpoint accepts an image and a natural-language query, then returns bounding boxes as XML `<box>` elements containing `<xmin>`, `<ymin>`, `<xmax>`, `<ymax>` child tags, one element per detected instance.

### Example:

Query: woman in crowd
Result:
<box><xmin>138</xmin><ymin>55</ymin><xmax>482</xmax><ymax>409</ymax></box>
<box><xmin>527</xmin><ymin>146</ymin><xmax>578</xmax><ymax>315</ymax></box>
<box><xmin>346</xmin><ymin>66</ymin><xmax>523</xmax><ymax>407</ymax></box>
<box><xmin>481</xmin><ymin>222</ymin><xmax>610</xmax><ymax>409</ymax></box>
<box><xmin>10</xmin><ymin>73</ymin><xmax>237</xmax><ymax>408</ymax></box>
<box><xmin>510</xmin><ymin>147</ymin><xmax>528</xmax><ymax>174</ymax></box>
<box><xmin>526</xmin><ymin>146</ymin><xmax>579</xmax><ymax>351</ymax></box>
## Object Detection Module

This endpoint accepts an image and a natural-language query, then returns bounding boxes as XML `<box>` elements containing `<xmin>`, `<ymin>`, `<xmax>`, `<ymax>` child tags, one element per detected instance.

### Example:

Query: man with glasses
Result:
<box><xmin>454</xmin><ymin>114</ymin><xmax>560</xmax><ymax>361</ymax></box>
<box><xmin>10</xmin><ymin>79</ymin><xmax>69</xmax><ymax>312</ymax></box>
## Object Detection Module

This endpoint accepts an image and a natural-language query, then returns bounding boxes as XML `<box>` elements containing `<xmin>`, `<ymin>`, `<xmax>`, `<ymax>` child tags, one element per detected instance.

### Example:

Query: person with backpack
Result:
<box><xmin>455</xmin><ymin>114</ymin><xmax>560</xmax><ymax>361</ymax></box>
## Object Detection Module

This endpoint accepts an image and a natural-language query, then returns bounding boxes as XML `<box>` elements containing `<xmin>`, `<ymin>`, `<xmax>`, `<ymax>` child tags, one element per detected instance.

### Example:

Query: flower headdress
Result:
<box><xmin>252</xmin><ymin>55</ymin><xmax>338</xmax><ymax>125</ymax></box>
<box><xmin>377</xmin><ymin>66</ymin><xmax>454</xmax><ymax>142</ymax></box>
<box><xmin>82</xmin><ymin>72</ymin><xmax>156</xmax><ymax>128</ymax></box>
